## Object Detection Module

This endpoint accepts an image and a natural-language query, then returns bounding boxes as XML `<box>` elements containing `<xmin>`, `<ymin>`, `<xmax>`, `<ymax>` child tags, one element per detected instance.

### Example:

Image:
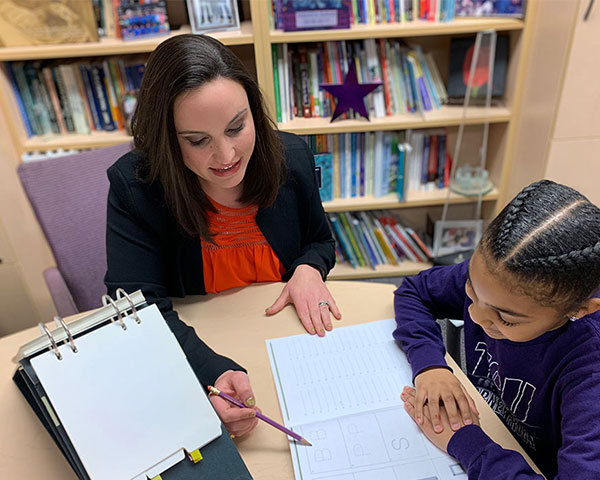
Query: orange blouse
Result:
<box><xmin>201</xmin><ymin>198</ymin><xmax>285</xmax><ymax>294</ymax></box>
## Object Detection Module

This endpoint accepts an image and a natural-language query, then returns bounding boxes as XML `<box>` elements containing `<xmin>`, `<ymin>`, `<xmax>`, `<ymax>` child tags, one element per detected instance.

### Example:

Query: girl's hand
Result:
<box><xmin>402</xmin><ymin>386</ymin><xmax>480</xmax><ymax>452</ymax></box>
<box><xmin>265</xmin><ymin>264</ymin><xmax>342</xmax><ymax>336</ymax></box>
<box><xmin>210</xmin><ymin>370</ymin><xmax>260</xmax><ymax>438</ymax></box>
<box><xmin>413</xmin><ymin>368</ymin><xmax>479</xmax><ymax>432</ymax></box>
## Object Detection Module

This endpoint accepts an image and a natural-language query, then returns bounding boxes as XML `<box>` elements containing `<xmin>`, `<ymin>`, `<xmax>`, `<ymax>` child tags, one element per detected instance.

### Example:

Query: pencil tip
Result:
<box><xmin>300</xmin><ymin>438</ymin><xmax>312</xmax><ymax>446</ymax></box>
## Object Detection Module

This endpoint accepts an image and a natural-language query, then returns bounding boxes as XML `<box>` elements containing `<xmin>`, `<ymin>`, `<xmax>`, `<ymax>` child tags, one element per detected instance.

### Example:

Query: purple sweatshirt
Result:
<box><xmin>393</xmin><ymin>261</ymin><xmax>600</xmax><ymax>479</ymax></box>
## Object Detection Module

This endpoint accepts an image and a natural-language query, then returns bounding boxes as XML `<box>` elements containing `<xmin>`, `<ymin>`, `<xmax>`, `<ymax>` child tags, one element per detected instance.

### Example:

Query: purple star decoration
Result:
<box><xmin>320</xmin><ymin>61</ymin><xmax>382</xmax><ymax>123</ymax></box>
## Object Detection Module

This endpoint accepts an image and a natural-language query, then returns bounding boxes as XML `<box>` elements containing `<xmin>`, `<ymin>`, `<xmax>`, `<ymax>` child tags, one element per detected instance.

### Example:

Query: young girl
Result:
<box><xmin>395</xmin><ymin>180</ymin><xmax>600</xmax><ymax>478</ymax></box>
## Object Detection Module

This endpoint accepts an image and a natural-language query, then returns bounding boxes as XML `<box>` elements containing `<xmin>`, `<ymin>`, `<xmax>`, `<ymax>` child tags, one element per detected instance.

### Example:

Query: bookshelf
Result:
<box><xmin>252</xmin><ymin>2</ymin><xmax>534</xmax><ymax>280</ymax></box>
<box><xmin>0</xmin><ymin>1</ymin><xmax>537</xmax><ymax>324</ymax></box>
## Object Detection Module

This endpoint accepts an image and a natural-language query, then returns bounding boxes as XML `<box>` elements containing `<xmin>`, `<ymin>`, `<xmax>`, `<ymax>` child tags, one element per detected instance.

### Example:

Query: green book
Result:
<box><xmin>272</xmin><ymin>44</ymin><xmax>282</xmax><ymax>123</ymax></box>
<box><xmin>339</xmin><ymin>212</ymin><xmax>366</xmax><ymax>267</ymax></box>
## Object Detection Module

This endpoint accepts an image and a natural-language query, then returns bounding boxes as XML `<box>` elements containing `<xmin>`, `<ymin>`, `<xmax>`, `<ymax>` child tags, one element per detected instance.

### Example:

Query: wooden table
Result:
<box><xmin>0</xmin><ymin>281</ymin><xmax>539</xmax><ymax>478</ymax></box>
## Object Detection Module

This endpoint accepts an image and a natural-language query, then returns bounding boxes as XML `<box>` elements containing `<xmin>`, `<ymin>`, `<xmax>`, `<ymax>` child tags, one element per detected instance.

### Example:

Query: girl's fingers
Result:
<box><xmin>441</xmin><ymin>393</ymin><xmax>462</xmax><ymax>431</ymax></box>
<box><xmin>427</xmin><ymin>393</ymin><xmax>443</xmax><ymax>433</ymax></box>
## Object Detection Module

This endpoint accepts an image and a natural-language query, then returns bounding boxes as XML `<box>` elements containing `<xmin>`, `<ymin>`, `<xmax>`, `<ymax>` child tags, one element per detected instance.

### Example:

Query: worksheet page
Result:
<box><xmin>266</xmin><ymin>319</ymin><xmax>466</xmax><ymax>480</ymax></box>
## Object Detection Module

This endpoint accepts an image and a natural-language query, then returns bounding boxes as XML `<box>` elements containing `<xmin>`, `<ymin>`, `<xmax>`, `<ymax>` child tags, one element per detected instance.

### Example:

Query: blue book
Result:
<box><xmin>314</xmin><ymin>152</ymin><xmax>333</xmax><ymax>202</ymax></box>
<box><xmin>350</xmin><ymin>133</ymin><xmax>357</xmax><ymax>197</ymax></box>
<box><xmin>6</xmin><ymin>63</ymin><xmax>33</xmax><ymax>137</ymax></box>
<box><xmin>359</xmin><ymin>133</ymin><xmax>366</xmax><ymax>197</ymax></box>
<box><xmin>397</xmin><ymin>142</ymin><xmax>406</xmax><ymax>201</ymax></box>
<box><xmin>339</xmin><ymin>133</ymin><xmax>346</xmax><ymax>198</ymax></box>
<box><xmin>329</xmin><ymin>214</ymin><xmax>358</xmax><ymax>267</ymax></box>
<box><xmin>421</xmin><ymin>135</ymin><xmax>430</xmax><ymax>186</ymax></box>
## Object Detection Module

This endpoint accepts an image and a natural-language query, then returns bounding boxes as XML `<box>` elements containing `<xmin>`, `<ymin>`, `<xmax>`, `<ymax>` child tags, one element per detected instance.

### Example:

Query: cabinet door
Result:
<box><xmin>552</xmin><ymin>1</ymin><xmax>600</xmax><ymax>139</ymax></box>
<box><xmin>0</xmin><ymin>263</ymin><xmax>40</xmax><ymax>337</ymax></box>
<box><xmin>545</xmin><ymin>138</ymin><xmax>600</xmax><ymax>206</ymax></box>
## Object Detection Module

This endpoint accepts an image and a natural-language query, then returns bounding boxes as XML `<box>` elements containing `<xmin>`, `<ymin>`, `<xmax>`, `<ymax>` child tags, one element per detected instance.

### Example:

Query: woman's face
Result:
<box><xmin>174</xmin><ymin>77</ymin><xmax>256</xmax><ymax>202</ymax></box>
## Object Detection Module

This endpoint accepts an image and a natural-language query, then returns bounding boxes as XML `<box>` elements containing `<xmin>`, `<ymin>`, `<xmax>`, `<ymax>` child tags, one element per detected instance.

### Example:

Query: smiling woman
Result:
<box><xmin>104</xmin><ymin>34</ymin><xmax>340</xmax><ymax>440</ymax></box>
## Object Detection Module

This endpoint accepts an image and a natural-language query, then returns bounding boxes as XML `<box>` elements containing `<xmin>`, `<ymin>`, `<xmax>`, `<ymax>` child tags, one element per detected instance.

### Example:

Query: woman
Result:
<box><xmin>105</xmin><ymin>34</ymin><xmax>340</xmax><ymax>437</ymax></box>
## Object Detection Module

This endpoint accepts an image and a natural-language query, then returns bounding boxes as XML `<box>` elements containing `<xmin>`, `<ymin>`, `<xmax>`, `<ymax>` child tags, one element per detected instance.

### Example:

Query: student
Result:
<box><xmin>105</xmin><ymin>34</ymin><xmax>340</xmax><ymax>437</ymax></box>
<box><xmin>394</xmin><ymin>180</ymin><xmax>600</xmax><ymax>478</ymax></box>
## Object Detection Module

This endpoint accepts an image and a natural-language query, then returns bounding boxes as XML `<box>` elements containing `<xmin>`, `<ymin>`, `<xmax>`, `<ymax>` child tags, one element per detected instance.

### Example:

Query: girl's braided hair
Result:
<box><xmin>480</xmin><ymin>180</ymin><xmax>600</xmax><ymax>315</ymax></box>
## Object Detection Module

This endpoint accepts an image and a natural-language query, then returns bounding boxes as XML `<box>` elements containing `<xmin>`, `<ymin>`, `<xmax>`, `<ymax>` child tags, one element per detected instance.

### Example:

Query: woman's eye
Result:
<box><xmin>228</xmin><ymin>123</ymin><xmax>244</xmax><ymax>135</ymax></box>
<box><xmin>189</xmin><ymin>137</ymin><xmax>208</xmax><ymax>146</ymax></box>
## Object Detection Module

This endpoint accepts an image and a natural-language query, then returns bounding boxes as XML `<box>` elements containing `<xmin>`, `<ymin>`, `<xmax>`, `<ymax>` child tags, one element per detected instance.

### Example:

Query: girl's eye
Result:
<box><xmin>498</xmin><ymin>315</ymin><xmax>518</xmax><ymax>327</ymax></box>
<box><xmin>228</xmin><ymin>123</ymin><xmax>244</xmax><ymax>135</ymax></box>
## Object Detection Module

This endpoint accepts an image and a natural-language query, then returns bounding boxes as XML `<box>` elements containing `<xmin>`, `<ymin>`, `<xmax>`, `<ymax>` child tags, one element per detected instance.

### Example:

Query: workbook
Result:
<box><xmin>13</xmin><ymin>290</ymin><xmax>252</xmax><ymax>480</ymax></box>
<box><xmin>266</xmin><ymin>319</ymin><xmax>466</xmax><ymax>480</ymax></box>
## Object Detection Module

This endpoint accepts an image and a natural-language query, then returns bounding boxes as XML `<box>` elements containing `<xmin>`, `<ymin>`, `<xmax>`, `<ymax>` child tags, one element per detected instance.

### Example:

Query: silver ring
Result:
<box><xmin>54</xmin><ymin>316</ymin><xmax>78</xmax><ymax>353</ymax></box>
<box><xmin>318</xmin><ymin>300</ymin><xmax>330</xmax><ymax>308</ymax></box>
<box><xmin>116</xmin><ymin>288</ymin><xmax>141</xmax><ymax>324</ymax></box>
<box><xmin>102</xmin><ymin>294</ymin><xmax>127</xmax><ymax>330</ymax></box>
<box><xmin>38</xmin><ymin>323</ymin><xmax>62</xmax><ymax>360</ymax></box>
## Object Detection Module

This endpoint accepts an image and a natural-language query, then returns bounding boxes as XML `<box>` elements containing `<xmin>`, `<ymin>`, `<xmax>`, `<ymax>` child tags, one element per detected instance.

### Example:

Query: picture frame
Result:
<box><xmin>433</xmin><ymin>219</ymin><xmax>483</xmax><ymax>257</ymax></box>
<box><xmin>186</xmin><ymin>0</ymin><xmax>240</xmax><ymax>34</ymax></box>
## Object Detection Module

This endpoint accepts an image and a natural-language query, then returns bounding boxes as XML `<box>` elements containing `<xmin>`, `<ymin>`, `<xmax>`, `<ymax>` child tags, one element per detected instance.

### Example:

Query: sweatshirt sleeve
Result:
<box><xmin>448</xmin><ymin>425</ymin><xmax>544</xmax><ymax>479</ymax></box>
<box><xmin>393</xmin><ymin>261</ymin><xmax>469</xmax><ymax>380</ymax></box>
<box><xmin>105</xmin><ymin>160</ymin><xmax>245</xmax><ymax>387</ymax></box>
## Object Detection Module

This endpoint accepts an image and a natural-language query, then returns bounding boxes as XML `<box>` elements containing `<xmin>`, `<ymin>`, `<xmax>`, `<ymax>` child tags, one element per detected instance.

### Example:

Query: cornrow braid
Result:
<box><xmin>480</xmin><ymin>180</ymin><xmax>600</xmax><ymax>315</ymax></box>
<box><xmin>491</xmin><ymin>182</ymin><xmax>540</xmax><ymax>259</ymax></box>
<box><xmin>515</xmin><ymin>239</ymin><xmax>600</xmax><ymax>272</ymax></box>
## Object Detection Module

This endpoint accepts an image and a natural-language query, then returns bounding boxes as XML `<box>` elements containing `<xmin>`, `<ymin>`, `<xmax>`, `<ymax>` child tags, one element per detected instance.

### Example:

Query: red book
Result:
<box><xmin>378</xmin><ymin>39</ymin><xmax>392</xmax><ymax>116</ymax></box>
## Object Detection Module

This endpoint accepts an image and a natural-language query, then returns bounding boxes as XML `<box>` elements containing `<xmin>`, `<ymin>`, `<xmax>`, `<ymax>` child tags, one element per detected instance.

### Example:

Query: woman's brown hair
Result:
<box><xmin>131</xmin><ymin>34</ymin><xmax>285</xmax><ymax>240</ymax></box>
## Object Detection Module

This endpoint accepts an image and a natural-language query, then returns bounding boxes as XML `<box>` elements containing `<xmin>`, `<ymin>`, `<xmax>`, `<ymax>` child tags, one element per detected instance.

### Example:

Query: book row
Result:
<box><xmin>328</xmin><ymin>210</ymin><xmax>433</xmax><ymax>269</ymax></box>
<box><xmin>5</xmin><ymin>59</ymin><xmax>146</xmax><ymax>137</ymax></box>
<box><xmin>272</xmin><ymin>38</ymin><xmax>447</xmax><ymax>123</ymax></box>
<box><xmin>304</xmin><ymin>129</ymin><xmax>451</xmax><ymax>202</ymax></box>
<box><xmin>271</xmin><ymin>0</ymin><xmax>457</xmax><ymax>28</ymax></box>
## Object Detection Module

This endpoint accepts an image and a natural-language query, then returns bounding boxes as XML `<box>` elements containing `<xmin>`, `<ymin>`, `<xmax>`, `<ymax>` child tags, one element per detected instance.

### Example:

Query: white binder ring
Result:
<box><xmin>54</xmin><ymin>316</ymin><xmax>78</xmax><ymax>353</ymax></box>
<box><xmin>102</xmin><ymin>294</ymin><xmax>127</xmax><ymax>330</ymax></box>
<box><xmin>38</xmin><ymin>323</ymin><xmax>62</xmax><ymax>360</ymax></box>
<box><xmin>116</xmin><ymin>288</ymin><xmax>141</xmax><ymax>324</ymax></box>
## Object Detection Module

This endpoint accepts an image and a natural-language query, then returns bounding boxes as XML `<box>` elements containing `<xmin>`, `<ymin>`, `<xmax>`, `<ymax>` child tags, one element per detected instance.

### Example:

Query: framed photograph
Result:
<box><xmin>186</xmin><ymin>0</ymin><xmax>240</xmax><ymax>34</ymax></box>
<box><xmin>433</xmin><ymin>220</ymin><xmax>483</xmax><ymax>257</ymax></box>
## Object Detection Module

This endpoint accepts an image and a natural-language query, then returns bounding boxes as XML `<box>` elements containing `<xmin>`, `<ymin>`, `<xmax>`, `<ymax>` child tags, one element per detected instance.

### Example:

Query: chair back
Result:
<box><xmin>17</xmin><ymin>143</ymin><xmax>132</xmax><ymax>312</ymax></box>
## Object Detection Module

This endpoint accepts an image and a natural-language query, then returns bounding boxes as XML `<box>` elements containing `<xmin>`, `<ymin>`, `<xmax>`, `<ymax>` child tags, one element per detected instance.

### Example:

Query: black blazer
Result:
<box><xmin>105</xmin><ymin>132</ymin><xmax>336</xmax><ymax>386</ymax></box>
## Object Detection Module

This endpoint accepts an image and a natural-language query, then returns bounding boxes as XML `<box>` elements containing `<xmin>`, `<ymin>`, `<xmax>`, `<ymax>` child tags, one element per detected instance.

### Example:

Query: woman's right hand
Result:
<box><xmin>413</xmin><ymin>367</ymin><xmax>479</xmax><ymax>432</ymax></box>
<box><xmin>209</xmin><ymin>370</ymin><xmax>260</xmax><ymax>438</ymax></box>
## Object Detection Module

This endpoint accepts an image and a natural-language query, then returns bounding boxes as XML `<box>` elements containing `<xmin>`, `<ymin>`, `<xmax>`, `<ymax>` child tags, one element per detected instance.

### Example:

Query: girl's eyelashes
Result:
<box><xmin>497</xmin><ymin>314</ymin><xmax>519</xmax><ymax>327</ymax></box>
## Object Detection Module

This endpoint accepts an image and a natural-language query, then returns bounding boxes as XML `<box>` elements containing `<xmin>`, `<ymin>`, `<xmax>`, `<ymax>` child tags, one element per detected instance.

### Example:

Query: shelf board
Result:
<box><xmin>0</xmin><ymin>22</ymin><xmax>254</xmax><ymax>61</ymax></box>
<box><xmin>323</xmin><ymin>187</ymin><xmax>499</xmax><ymax>212</ymax></box>
<box><xmin>270</xmin><ymin>18</ymin><xmax>524</xmax><ymax>43</ymax></box>
<box><xmin>328</xmin><ymin>260</ymin><xmax>431</xmax><ymax>280</ymax></box>
<box><xmin>21</xmin><ymin>130</ymin><xmax>131</xmax><ymax>152</ymax></box>
<box><xmin>278</xmin><ymin>105</ymin><xmax>511</xmax><ymax>134</ymax></box>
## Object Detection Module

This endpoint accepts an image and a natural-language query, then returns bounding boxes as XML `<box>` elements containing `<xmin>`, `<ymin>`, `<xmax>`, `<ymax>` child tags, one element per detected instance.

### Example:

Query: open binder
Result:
<box><xmin>12</xmin><ymin>289</ymin><xmax>252</xmax><ymax>480</ymax></box>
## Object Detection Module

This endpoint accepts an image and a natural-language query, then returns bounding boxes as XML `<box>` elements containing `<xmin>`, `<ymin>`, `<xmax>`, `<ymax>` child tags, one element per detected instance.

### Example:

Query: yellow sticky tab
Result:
<box><xmin>189</xmin><ymin>449</ymin><xmax>203</xmax><ymax>463</ymax></box>
<box><xmin>150</xmin><ymin>475</ymin><xmax>162</xmax><ymax>480</ymax></box>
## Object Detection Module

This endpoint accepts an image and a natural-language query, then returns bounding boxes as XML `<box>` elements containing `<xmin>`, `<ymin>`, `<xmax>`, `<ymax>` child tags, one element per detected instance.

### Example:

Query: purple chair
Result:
<box><xmin>17</xmin><ymin>143</ymin><xmax>133</xmax><ymax>317</ymax></box>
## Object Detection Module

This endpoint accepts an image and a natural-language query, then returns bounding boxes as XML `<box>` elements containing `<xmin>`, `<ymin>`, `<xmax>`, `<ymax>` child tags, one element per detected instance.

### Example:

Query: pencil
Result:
<box><xmin>207</xmin><ymin>386</ymin><xmax>312</xmax><ymax>446</ymax></box>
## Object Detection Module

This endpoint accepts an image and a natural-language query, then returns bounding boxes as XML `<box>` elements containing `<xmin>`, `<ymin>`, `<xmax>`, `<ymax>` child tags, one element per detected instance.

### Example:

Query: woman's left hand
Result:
<box><xmin>265</xmin><ymin>264</ymin><xmax>342</xmax><ymax>336</ymax></box>
<box><xmin>401</xmin><ymin>386</ymin><xmax>479</xmax><ymax>452</ymax></box>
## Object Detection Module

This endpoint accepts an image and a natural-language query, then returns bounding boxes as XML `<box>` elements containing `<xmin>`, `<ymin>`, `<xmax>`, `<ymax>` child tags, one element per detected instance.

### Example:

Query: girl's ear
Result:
<box><xmin>571</xmin><ymin>298</ymin><xmax>600</xmax><ymax>320</ymax></box>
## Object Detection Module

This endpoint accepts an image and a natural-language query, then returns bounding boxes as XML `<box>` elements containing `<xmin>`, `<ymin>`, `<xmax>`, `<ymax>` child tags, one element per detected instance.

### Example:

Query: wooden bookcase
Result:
<box><xmin>0</xmin><ymin>1</ymin><xmax>538</xmax><ymax>325</ymax></box>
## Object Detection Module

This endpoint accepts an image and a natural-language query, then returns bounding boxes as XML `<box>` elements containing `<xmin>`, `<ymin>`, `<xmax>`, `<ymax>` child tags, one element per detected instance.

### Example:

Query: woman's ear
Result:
<box><xmin>571</xmin><ymin>298</ymin><xmax>600</xmax><ymax>320</ymax></box>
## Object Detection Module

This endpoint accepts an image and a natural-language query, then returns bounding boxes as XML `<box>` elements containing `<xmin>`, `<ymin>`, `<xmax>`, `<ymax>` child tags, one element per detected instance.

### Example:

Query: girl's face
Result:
<box><xmin>465</xmin><ymin>250</ymin><xmax>569</xmax><ymax>342</ymax></box>
<box><xmin>174</xmin><ymin>78</ymin><xmax>256</xmax><ymax>203</ymax></box>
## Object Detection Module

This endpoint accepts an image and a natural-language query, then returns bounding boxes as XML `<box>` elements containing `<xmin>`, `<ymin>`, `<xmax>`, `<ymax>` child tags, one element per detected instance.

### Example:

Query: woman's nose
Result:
<box><xmin>214</xmin><ymin>139</ymin><xmax>235</xmax><ymax>163</ymax></box>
